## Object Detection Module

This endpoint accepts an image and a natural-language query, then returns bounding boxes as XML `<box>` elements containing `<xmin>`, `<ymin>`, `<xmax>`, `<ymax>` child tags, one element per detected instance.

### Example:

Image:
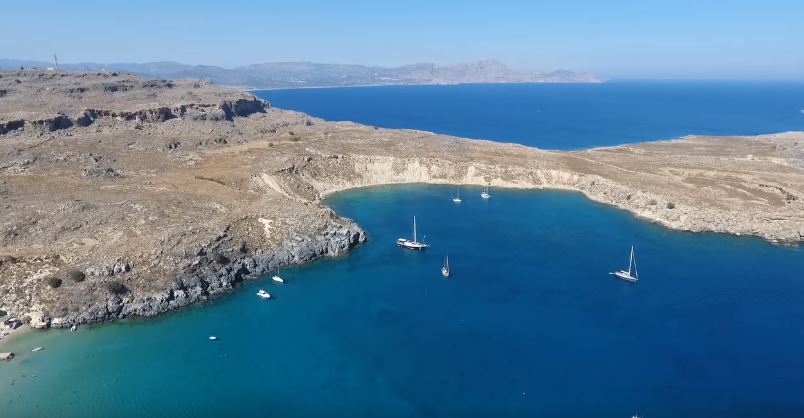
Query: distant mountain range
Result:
<box><xmin>0</xmin><ymin>58</ymin><xmax>602</xmax><ymax>88</ymax></box>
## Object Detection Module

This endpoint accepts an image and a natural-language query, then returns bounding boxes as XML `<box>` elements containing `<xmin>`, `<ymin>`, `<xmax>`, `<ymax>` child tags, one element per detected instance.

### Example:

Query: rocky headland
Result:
<box><xmin>1</xmin><ymin>70</ymin><xmax>802</xmax><ymax>335</ymax></box>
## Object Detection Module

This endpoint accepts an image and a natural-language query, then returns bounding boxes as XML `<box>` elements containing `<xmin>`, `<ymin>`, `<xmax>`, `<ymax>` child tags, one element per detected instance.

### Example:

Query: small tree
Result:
<box><xmin>106</xmin><ymin>281</ymin><xmax>126</xmax><ymax>294</ymax></box>
<box><xmin>212</xmin><ymin>252</ymin><xmax>230</xmax><ymax>265</ymax></box>
<box><xmin>0</xmin><ymin>309</ymin><xmax>7</xmax><ymax>317</ymax></box>
<box><xmin>68</xmin><ymin>269</ymin><xmax>86</xmax><ymax>282</ymax></box>
<box><xmin>666</xmin><ymin>202</ymin><xmax>676</xmax><ymax>209</ymax></box>
<box><xmin>47</xmin><ymin>277</ymin><xmax>63</xmax><ymax>289</ymax></box>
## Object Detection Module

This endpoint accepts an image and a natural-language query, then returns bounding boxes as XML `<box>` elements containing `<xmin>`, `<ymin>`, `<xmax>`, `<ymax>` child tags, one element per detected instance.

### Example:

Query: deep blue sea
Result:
<box><xmin>255</xmin><ymin>82</ymin><xmax>804</xmax><ymax>149</ymax></box>
<box><xmin>2</xmin><ymin>186</ymin><xmax>803</xmax><ymax>417</ymax></box>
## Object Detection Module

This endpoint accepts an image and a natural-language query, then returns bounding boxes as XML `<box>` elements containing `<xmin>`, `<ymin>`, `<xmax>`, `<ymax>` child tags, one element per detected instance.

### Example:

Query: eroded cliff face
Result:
<box><xmin>1</xmin><ymin>71</ymin><xmax>802</xmax><ymax>334</ymax></box>
<box><xmin>285</xmin><ymin>152</ymin><xmax>804</xmax><ymax>243</ymax></box>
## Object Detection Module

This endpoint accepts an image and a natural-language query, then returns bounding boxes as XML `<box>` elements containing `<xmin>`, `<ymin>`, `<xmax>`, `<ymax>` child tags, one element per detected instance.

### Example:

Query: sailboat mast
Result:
<box><xmin>628</xmin><ymin>246</ymin><xmax>634</xmax><ymax>275</ymax></box>
<box><xmin>413</xmin><ymin>216</ymin><xmax>417</xmax><ymax>243</ymax></box>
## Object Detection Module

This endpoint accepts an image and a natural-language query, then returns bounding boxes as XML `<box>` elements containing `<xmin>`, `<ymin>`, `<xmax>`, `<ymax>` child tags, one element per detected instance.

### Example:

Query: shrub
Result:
<box><xmin>0</xmin><ymin>309</ymin><xmax>7</xmax><ymax>317</ymax></box>
<box><xmin>666</xmin><ymin>202</ymin><xmax>676</xmax><ymax>209</ymax></box>
<box><xmin>106</xmin><ymin>281</ymin><xmax>126</xmax><ymax>294</ymax></box>
<box><xmin>68</xmin><ymin>269</ymin><xmax>86</xmax><ymax>282</ymax></box>
<box><xmin>626</xmin><ymin>194</ymin><xmax>632</xmax><ymax>200</ymax></box>
<box><xmin>47</xmin><ymin>277</ymin><xmax>63</xmax><ymax>288</ymax></box>
<box><xmin>212</xmin><ymin>252</ymin><xmax>230</xmax><ymax>265</ymax></box>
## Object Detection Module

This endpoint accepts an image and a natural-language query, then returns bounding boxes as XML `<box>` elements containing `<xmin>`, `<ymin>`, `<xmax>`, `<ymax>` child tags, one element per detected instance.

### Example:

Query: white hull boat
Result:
<box><xmin>32</xmin><ymin>347</ymin><xmax>44</xmax><ymax>352</ymax></box>
<box><xmin>272</xmin><ymin>275</ymin><xmax>284</xmax><ymax>283</ymax></box>
<box><xmin>610</xmin><ymin>245</ymin><xmax>639</xmax><ymax>283</ymax></box>
<box><xmin>480</xmin><ymin>186</ymin><xmax>491</xmax><ymax>199</ymax></box>
<box><xmin>257</xmin><ymin>289</ymin><xmax>271</xmax><ymax>299</ymax></box>
<box><xmin>397</xmin><ymin>216</ymin><xmax>428</xmax><ymax>250</ymax></box>
<box><xmin>441</xmin><ymin>256</ymin><xmax>450</xmax><ymax>278</ymax></box>
<box><xmin>452</xmin><ymin>189</ymin><xmax>462</xmax><ymax>203</ymax></box>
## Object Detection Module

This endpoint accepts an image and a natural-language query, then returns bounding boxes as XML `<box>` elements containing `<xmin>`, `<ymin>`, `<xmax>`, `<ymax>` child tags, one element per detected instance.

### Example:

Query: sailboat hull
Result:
<box><xmin>396</xmin><ymin>239</ymin><xmax>428</xmax><ymax>250</ymax></box>
<box><xmin>611</xmin><ymin>270</ymin><xmax>638</xmax><ymax>282</ymax></box>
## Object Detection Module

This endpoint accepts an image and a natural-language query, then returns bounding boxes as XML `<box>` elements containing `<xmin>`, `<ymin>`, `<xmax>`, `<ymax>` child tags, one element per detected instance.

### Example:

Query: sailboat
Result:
<box><xmin>610</xmin><ymin>245</ymin><xmax>639</xmax><ymax>282</ymax></box>
<box><xmin>481</xmin><ymin>186</ymin><xmax>491</xmax><ymax>199</ymax></box>
<box><xmin>441</xmin><ymin>255</ymin><xmax>450</xmax><ymax>278</ymax></box>
<box><xmin>452</xmin><ymin>189</ymin><xmax>462</xmax><ymax>203</ymax></box>
<box><xmin>396</xmin><ymin>216</ymin><xmax>428</xmax><ymax>250</ymax></box>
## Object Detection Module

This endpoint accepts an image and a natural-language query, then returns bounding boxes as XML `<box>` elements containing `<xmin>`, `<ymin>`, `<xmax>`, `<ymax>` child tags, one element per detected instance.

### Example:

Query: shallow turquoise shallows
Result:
<box><xmin>256</xmin><ymin>81</ymin><xmax>804</xmax><ymax>149</ymax></box>
<box><xmin>2</xmin><ymin>186</ymin><xmax>804</xmax><ymax>418</ymax></box>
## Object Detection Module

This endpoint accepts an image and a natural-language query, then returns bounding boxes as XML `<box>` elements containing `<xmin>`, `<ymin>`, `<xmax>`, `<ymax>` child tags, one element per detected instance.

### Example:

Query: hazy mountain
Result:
<box><xmin>0</xmin><ymin>58</ymin><xmax>602</xmax><ymax>88</ymax></box>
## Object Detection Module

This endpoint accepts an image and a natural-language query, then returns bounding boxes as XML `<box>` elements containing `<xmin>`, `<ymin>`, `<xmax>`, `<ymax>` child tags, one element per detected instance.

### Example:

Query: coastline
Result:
<box><xmin>0</xmin><ymin>325</ymin><xmax>31</xmax><ymax>352</ymax></box>
<box><xmin>243</xmin><ymin>79</ymin><xmax>605</xmax><ymax>92</ymax></box>
<box><xmin>1</xmin><ymin>70</ymin><xmax>802</xmax><ymax>338</ymax></box>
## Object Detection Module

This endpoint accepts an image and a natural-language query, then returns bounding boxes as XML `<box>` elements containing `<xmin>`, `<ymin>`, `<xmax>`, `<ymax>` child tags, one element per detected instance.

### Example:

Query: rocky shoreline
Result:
<box><xmin>1</xmin><ymin>70</ymin><xmax>802</xmax><ymax>337</ymax></box>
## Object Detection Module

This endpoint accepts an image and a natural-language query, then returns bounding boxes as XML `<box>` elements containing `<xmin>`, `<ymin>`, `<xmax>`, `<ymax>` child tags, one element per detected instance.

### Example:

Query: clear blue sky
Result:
<box><xmin>2</xmin><ymin>0</ymin><xmax>802</xmax><ymax>79</ymax></box>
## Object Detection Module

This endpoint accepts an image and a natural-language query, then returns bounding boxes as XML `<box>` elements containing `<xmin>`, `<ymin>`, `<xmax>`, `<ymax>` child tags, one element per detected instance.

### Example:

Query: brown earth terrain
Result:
<box><xmin>1</xmin><ymin>70</ymin><xmax>802</xmax><ymax>333</ymax></box>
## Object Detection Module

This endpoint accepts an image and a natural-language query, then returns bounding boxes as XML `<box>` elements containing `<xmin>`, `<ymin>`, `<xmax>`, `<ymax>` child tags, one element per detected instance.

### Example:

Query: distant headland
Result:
<box><xmin>0</xmin><ymin>58</ymin><xmax>602</xmax><ymax>89</ymax></box>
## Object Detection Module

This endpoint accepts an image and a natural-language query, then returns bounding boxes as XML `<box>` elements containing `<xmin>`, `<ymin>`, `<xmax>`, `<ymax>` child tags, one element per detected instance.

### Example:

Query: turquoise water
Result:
<box><xmin>2</xmin><ymin>186</ymin><xmax>803</xmax><ymax>417</ymax></box>
<box><xmin>255</xmin><ymin>82</ymin><xmax>804</xmax><ymax>149</ymax></box>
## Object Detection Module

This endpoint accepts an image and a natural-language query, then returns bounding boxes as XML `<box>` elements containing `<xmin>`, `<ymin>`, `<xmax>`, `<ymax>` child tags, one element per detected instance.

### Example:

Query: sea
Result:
<box><xmin>256</xmin><ymin>81</ymin><xmax>804</xmax><ymax>149</ymax></box>
<box><xmin>2</xmin><ymin>83</ymin><xmax>804</xmax><ymax>418</ymax></box>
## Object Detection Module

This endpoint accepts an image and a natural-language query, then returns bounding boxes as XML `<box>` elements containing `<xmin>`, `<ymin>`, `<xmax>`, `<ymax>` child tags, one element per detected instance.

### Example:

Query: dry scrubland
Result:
<box><xmin>1</xmin><ymin>70</ymin><xmax>802</xmax><ymax>331</ymax></box>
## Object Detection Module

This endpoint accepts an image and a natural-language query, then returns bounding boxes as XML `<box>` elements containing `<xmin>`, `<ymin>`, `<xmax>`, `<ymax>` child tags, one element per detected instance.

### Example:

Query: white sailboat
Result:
<box><xmin>271</xmin><ymin>275</ymin><xmax>284</xmax><ymax>283</ymax></box>
<box><xmin>441</xmin><ymin>256</ymin><xmax>450</xmax><ymax>278</ymax></box>
<box><xmin>481</xmin><ymin>186</ymin><xmax>491</xmax><ymax>199</ymax></box>
<box><xmin>610</xmin><ymin>245</ymin><xmax>639</xmax><ymax>282</ymax></box>
<box><xmin>452</xmin><ymin>189</ymin><xmax>462</xmax><ymax>203</ymax></box>
<box><xmin>396</xmin><ymin>216</ymin><xmax>428</xmax><ymax>250</ymax></box>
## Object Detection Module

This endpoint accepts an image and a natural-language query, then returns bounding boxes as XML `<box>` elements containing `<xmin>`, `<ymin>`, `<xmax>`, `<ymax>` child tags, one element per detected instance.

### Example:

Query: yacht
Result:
<box><xmin>208</xmin><ymin>336</ymin><xmax>219</xmax><ymax>341</ymax></box>
<box><xmin>257</xmin><ymin>289</ymin><xmax>272</xmax><ymax>299</ymax></box>
<box><xmin>610</xmin><ymin>246</ymin><xmax>639</xmax><ymax>282</ymax></box>
<box><xmin>481</xmin><ymin>186</ymin><xmax>491</xmax><ymax>199</ymax></box>
<box><xmin>70</xmin><ymin>325</ymin><xmax>77</xmax><ymax>332</ymax></box>
<box><xmin>32</xmin><ymin>347</ymin><xmax>44</xmax><ymax>352</ymax></box>
<box><xmin>272</xmin><ymin>275</ymin><xmax>284</xmax><ymax>283</ymax></box>
<box><xmin>441</xmin><ymin>256</ymin><xmax>450</xmax><ymax>278</ymax></box>
<box><xmin>396</xmin><ymin>216</ymin><xmax>428</xmax><ymax>250</ymax></box>
<box><xmin>452</xmin><ymin>189</ymin><xmax>462</xmax><ymax>203</ymax></box>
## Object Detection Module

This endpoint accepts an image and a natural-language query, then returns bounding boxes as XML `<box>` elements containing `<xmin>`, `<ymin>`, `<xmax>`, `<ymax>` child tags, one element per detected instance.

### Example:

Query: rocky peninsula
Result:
<box><xmin>1</xmin><ymin>70</ymin><xmax>802</xmax><ymax>335</ymax></box>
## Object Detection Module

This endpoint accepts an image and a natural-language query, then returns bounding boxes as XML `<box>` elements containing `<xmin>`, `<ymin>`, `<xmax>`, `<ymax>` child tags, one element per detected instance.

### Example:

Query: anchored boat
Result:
<box><xmin>396</xmin><ymin>216</ymin><xmax>428</xmax><ymax>250</ymax></box>
<box><xmin>257</xmin><ymin>289</ymin><xmax>271</xmax><ymax>299</ymax></box>
<box><xmin>610</xmin><ymin>245</ymin><xmax>639</xmax><ymax>282</ymax></box>
<box><xmin>481</xmin><ymin>186</ymin><xmax>491</xmax><ymax>199</ymax></box>
<box><xmin>441</xmin><ymin>255</ymin><xmax>450</xmax><ymax>278</ymax></box>
<box><xmin>452</xmin><ymin>189</ymin><xmax>462</xmax><ymax>203</ymax></box>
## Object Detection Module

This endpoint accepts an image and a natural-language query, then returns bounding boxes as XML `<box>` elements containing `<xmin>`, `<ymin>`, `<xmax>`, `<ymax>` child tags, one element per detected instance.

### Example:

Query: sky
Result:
<box><xmin>1</xmin><ymin>0</ymin><xmax>803</xmax><ymax>79</ymax></box>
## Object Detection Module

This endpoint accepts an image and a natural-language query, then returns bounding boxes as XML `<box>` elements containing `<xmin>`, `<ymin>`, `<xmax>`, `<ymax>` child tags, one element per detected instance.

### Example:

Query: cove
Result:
<box><xmin>1</xmin><ymin>185</ymin><xmax>803</xmax><ymax>417</ymax></box>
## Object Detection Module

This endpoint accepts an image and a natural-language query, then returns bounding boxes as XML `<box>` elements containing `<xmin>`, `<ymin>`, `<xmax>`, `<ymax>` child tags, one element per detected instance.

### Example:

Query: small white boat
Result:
<box><xmin>257</xmin><ymin>289</ymin><xmax>271</xmax><ymax>299</ymax></box>
<box><xmin>208</xmin><ymin>336</ymin><xmax>219</xmax><ymax>341</ymax></box>
<box><xmin>610</xmin><ymin>245</ymin><xmax>639</xmax><ymax>283</ymax></box>
<box><xmin>396</xmin><ymin>216</ymin><xmax>428</xmax><ymax>250</ymax></box>
<box><xmin>70</xmin><ymin>325</ymin><xmax>77</xmax><ymax>332</ymax></box>
<box><xmin>452</xmin><ymin>189</ymin><xmax>462</xmax><ymax>203</ymax></box>
<box><xmin>441</xmin><ymin>256</ymin><xmax>450</xmax><ymax>278</ymax></box>
<box><xmin>271</xmin><ymin>275</ymin><xmax>284</xmax><ymax>283</ymax></box>
<box><xmin>31</xmin><ymin>347</ymin><xmax>44</xmax><ymax>352</ymax></box>
<box><xmin>481</xmin><ymin>186</ymin><xmax>491</xmax><ymax>199</ymax></box>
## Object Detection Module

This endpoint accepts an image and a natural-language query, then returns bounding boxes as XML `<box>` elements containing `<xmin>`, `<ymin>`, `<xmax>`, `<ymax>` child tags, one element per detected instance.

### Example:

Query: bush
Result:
<box><xmin>106</xmin><ymin>281</ymin><xmax>126</xmax><ymax>294</ymax></box>
<box><xmin>666</xmin><ymin>202</ymin><xmax>676</xmax><ymax>209</ymax></box>
<box><xmin>212</xmin><ymin>252</ymin><xmax>230</xmax><ymax>265</ymax></box>
<box><xmin>47</xmin><ymin>277</ymin><xmax>63</xmax><ymax>288</ymax></box>
<box><xmin>68</xmin><ymin>269</ymin><xmax>86</xmax><ymax>282</ymax></box>
<box><xmin>0</xmin><ymin>309</ymin><xmax>7</xmax><ymax>317</ymax></box>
